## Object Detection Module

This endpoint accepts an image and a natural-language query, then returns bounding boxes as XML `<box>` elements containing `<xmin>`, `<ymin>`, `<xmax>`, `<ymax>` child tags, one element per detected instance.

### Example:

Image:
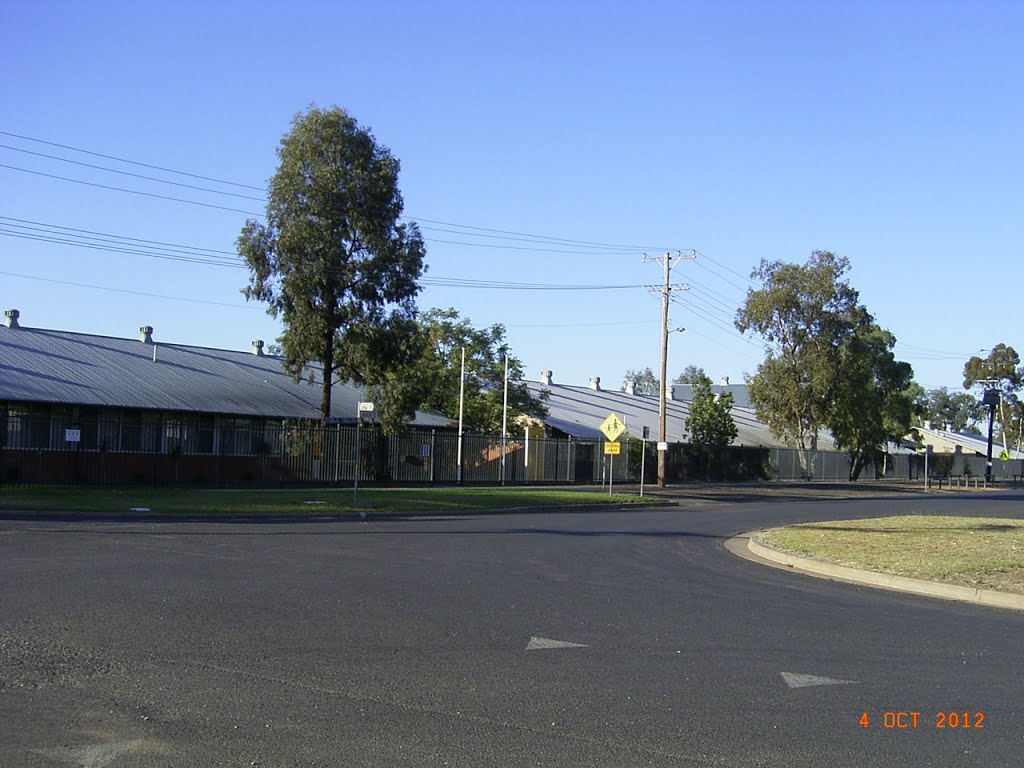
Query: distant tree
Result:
<box><xmin>735</xmin><ymin>251</ymin><xmax>861</xmax><ymax>449</ymax></box>
<box><xmin>372</xmin><ymin>308</ymin><xmax>547</xmax><ymax>434</ymax></box>
<box><xmin>920</xmin><ymin>386</ymin><xmax>984</xmax><ymax>432</ymax></box>
<box><xmin>673</xmin><ymin>365</ymin><xmax>707</xmax><ymax>385</ymax></box>
<box><xmin>828</xmin><ymin>322</ymin><xmax>916</xmax><ymax>480</ymax></box>
<box><xmin>238</xmin><ymin>105</ymin><xmax>426</xmax><ymax>419</ymax></box>
<box><xmin>736</xmin><ymin>251</ymin><xmax>915</xmax><ymax>479</ymax></box>
<box><xmin>685</xmin><ymin>374</ymin><xmax>738</xmax><ymax>447</ymax></box>
<box><xmin>622</xmin><ymin>367</ymin><xmax>660</xmax><ymax>395</ymax></box>
<box><xmin>964</xmin><ymin>344</ymin><xmax>1023</xmax><ymax>451</ymax></box>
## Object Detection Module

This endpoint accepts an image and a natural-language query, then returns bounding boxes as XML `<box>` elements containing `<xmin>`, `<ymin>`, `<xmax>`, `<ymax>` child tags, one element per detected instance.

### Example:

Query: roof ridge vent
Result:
<box><xmin>4</xmin><ymin>309</ymin><xmax>19</xmax><ymax>328</ymax></box>
<box><xmin>139</xmin><ymin>325</ymin><xmax>154</xmax><ymax>344</ymax></box>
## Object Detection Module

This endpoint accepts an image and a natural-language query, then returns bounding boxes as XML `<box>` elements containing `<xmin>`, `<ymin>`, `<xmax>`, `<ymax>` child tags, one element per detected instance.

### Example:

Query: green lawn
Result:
<box><xmin>759</xmin><ymin>515</ymin><xmax>1024</xmax><ymax>594</ymax></box>
<box><xmin>0</xmin><ymin>486</ymin><xmax>648</xmax><ymax>516</ymax></box>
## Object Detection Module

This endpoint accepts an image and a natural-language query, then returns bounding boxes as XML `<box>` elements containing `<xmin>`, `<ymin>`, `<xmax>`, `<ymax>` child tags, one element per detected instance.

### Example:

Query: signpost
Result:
<box><xmin>640</xmin><ymin>425</ymin><xmax>649</xmax><ymax>497</ymax></box>
<box><xmin>354</xmin><ymin>402</ymin><xmax>374</xmax><ymax>502</ymax></box>
<box><xmin>600</xmin><ymin>413</ymin><xmax>626</xmax><ymax>496</ymax></box>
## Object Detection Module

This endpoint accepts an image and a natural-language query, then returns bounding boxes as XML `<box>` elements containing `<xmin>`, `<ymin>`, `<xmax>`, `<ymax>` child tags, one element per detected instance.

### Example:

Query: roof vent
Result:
<box><xmin>624</xmin><ymin>379</ymin><xmax>636</xmax><ymax>396</ymax></box>
<box><xmin>588</xmin><ymin>376</ymin><xmax>601</xmax><ymax>391</ymax></box>
<box><xmin>139</xmin><ymin>325</ymin><xmax>154</xmax><ymax>344</ymax></box>
<box><xmin>252</xmin><ymin>339</ymin><xmax>265</xmax><ymax>356</ymax></box>
<box><xmin>540</xmin><ymin>370</ymin><xmax>553</xmax><ymax>386</ymax></box>
<box><xmin>720</xmin><ymin>376</ymin><xmax>730</xmax><ymax>385</ymax></box>
<box><xmin>4</xmin><ymin>309</ymin><xmax>19</xmax><ymax>328</ymax></box>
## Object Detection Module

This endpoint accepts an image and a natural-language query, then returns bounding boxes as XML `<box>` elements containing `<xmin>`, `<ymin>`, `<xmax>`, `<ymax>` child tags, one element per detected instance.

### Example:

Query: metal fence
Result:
<box><xmin>2</xmin><ymin>415</ymin><xmax>1021</xmax><ymax>487</ymax></box>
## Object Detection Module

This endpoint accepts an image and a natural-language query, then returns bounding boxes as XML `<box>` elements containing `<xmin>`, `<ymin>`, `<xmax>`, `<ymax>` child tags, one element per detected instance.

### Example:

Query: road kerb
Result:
<box><xmin>742</xmin><ymin>531</ymin><xmax>1024</xmax><ymax>612</ymax></box>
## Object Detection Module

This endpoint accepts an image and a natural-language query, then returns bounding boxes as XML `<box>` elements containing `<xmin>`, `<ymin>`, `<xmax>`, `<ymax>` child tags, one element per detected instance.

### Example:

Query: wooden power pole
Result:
<box><xmin>643</xmin><ymin>251</ymin><xmax>694</xmax><ymax>487</ymax></box>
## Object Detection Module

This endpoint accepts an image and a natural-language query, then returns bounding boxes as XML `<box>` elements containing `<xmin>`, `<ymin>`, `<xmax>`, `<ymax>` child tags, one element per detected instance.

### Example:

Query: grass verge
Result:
<box><xmin>760</xmin><ymin>515</ymin><xmax>1024</xmax><ymax>594</ymax></box>
<box><xmin>0</xmin><ymin>486</ymin><xmax>647</xmax><ymax>517</ymax></box>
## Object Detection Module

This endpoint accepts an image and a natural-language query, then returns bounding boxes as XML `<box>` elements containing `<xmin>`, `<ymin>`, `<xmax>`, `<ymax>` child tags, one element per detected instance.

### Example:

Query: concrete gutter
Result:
<box><xmin>731</xmin><ymin>530</ymin><xmax>1024</xmax><ymax>612</ymax></box>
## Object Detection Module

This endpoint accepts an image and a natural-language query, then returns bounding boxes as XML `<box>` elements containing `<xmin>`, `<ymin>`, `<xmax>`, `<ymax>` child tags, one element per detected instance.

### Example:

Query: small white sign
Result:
<box><xmin>65</xmin><ymin>429</ymin><xmax>81</xmax><ymax>443</ymax></box>
<box><xmin>657</xmin><ymin>441</ymin><xmax>668</xmax><ymax>451</ymax></box>
<box><xmin>420</xmin><ymin>443</ymin><xmax>431</xmax><ymax>458</ymax></box>
<box><xmin>358</xmin><ymin>402</ymin><xmax>375</xmax><ymax>412</ymax></box>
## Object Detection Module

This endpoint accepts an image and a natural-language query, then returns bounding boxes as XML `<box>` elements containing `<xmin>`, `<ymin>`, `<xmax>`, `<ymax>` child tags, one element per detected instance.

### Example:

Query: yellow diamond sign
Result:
<box><xmin>600</xmin><ymin>412</ymin><xmax>626</xmax><ymax>442</ymax></box>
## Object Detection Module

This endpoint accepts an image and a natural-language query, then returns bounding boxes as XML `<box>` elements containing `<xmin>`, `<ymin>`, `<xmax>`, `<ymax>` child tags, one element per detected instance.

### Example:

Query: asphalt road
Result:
<box><xmin>2</xmin><ymin>493</ymin><xmax>1023</xmax><ymax>767</ymax></box>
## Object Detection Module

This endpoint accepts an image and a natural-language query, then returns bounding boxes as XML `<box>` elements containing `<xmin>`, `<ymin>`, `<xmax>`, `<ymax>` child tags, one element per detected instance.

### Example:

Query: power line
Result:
<box><xmin>0</xmin><ymin>229</ymin><xmax>244</xmax><ymax>267</ymax></box>
<box><xmin>0</xmin><ymin>129</ymin><xmax>267</xmax><ymax>191</ymax></box>
<box><xmin>423</xmin><ymin>276</ymin><xmax>645</xmax><ymax>290</ymax></box>
<box><xmin>503</xmin><ymin>319</ymin><xmax>655</xmax><ymax>329</ymax></box>
<box><xmin>417</xmin><ymin>225</ymin><xmax>636</xmax><ymax>254</ymax></box>
<box><xmin>0</xmin><ymin>225</ymin><xmax>650</xmax><ymax>291</ymax></box>
<box><xmin>422</xmin><ymin>237</ymin><xmax>639</xmax><ymax>256</ymax></box>
<box><xmin>0</xmin><ymin>130</ymin><xmax>671</xmax><ymax>252</ymax></box>
<box><xmin>0</xmin><ymin>269</ymin><xmax>261</xmax><ymax>310</ymax></box>
<box><xmin>1</xmin><ymin>162</ymin><xmax>648</xmax><ymax>255</ymax></box>
<box><xmin>691</xmin><ymin>256</ymin><xmax>750</xmax><ymax>293</ymax></box>
<box><xmin>0</xmin><ymin>216</ymin><xmax>240</xmax><ymax>257</ymax></box>
<box><xmin>670</xmin><ymin>294</ymin><xmax>763</xmax><ymax>348</ymax></box>
<box><xmin>0</xmin><ymin>164</ymin><xmax>264</xmax><ymax>216</ymax></box>
<box><xmin>412</xmin><ymin>216</ymin><xmax>667</xmax><ymax>251</ymax></box>
<box><xmin>0</xmin><ymin>144</ymin><xmax>268</xmax><ymax>201</ymax></box>
<box><xmin>694</xmin><ymin>249</ymin><xmax>756</xmax><ymax>286</ymax></box>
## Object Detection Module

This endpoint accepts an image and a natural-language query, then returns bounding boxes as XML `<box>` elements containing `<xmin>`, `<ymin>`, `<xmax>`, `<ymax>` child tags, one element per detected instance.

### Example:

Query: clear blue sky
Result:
<box><xmin>1</xmin><ymin>0</ymin><xmax>1020</xmax><ymax>393</ymax></box>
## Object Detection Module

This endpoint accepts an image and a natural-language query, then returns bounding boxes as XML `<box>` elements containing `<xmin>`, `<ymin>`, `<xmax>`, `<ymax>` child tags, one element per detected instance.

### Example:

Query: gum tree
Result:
<box><xmin>238</xmin><ymin>105</ymin><xmax>426</xmax><ymax>419</ymax></box>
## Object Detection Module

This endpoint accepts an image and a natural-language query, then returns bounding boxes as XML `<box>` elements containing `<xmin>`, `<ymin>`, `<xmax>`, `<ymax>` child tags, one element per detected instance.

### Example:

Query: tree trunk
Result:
<box><xmin>320</xmin><ymin>330</ymin><xmax>334</xmax><ymax>420</ymax></box>
<box><xmin>849</xmin><ymin>451</ymin><xmax>867</xmax><ymax>481</ymax></box>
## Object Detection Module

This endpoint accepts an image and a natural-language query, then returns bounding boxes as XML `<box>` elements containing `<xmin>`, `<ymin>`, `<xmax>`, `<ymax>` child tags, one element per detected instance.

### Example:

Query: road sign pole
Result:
<box><xmin>609</xmin><ymin>452</ymin><xmax>614</xmax><ymax>496</ymax></box>
<box><xmin>354</xmin><ymin>409</ymin><xmax>360</xmax><ymax>503</ymax></box>
<box><xmin>640</xmin><ymin>437</ymin><xmax>646</xmax><ymax>497</ymax></box>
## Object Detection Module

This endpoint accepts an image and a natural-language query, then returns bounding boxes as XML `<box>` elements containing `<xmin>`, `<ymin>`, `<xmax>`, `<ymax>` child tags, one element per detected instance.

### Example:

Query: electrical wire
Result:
<box><xmin>0</xmin><ymin>225</ymin><xmax>649</xmax><ymax>291</ymax></box>
<box><xmin>0</xmin><ymin>130</ymin><xmax>674</xmax><ymax>251</ymax></box>
<box><xmin>0</xmin><ymin>129</ymin><xmax>267</xmax><ymax>191</ymax></box>
<box><xmin>0</xmin><ymin>269</ymin><xmax>261</xmax><ymax>309</ymax></box>
<box><xmin>0</xmin><ymin>164</ymin><xmax>264</xmax><ymax>216</ymax></box>
<box><xmin>0</xmin><ymin>144</ymin><xmax>267</xmax><ymax>201</ymax></box>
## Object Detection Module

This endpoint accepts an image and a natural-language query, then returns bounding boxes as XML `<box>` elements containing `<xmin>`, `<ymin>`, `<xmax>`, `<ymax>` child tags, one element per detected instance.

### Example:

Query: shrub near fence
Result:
<box><xmin>5</xmin><ymin>415</ymin><xmax>1016</xmax><ymax>487</ymax></box>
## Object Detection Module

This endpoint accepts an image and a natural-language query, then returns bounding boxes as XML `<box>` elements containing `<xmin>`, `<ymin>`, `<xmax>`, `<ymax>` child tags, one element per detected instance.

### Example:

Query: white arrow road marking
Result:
<box><xmin>34</xmin><ymin>740</ymin><xmax>147</xmax><ymax>768</ymax></box>
<box><xmin>781</xmin><ymin>672</ymin><xmax>858</xmax><ymax>689</ymax></box>
<box><xmin>526</xmin><ymin>636</ymin><xmax>589</xmax><ymax>650</ymax></box>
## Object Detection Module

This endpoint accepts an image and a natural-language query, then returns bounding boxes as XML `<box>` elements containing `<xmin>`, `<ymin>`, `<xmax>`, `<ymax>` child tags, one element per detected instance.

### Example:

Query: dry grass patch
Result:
<box><xmin>760</xmin><ymin>516</ymin><xmax>1024</xmax><ymax>594</ymax></box>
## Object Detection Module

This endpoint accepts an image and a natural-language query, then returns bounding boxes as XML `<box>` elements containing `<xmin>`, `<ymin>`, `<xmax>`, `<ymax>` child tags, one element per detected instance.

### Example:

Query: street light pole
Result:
<box><xmin>457</xmin><ymin>346</ymin><xmax>465</xmax><ymax>485</ymax></box>
<box><xmin>501</xmin><ymin>353</ymin><xmax>509</xmax><ymax>486</ymax></box>
<box><xmin>983</xmin><ymin>386</ymin><xmax>1000</xmax><ymax>482</ymax></box>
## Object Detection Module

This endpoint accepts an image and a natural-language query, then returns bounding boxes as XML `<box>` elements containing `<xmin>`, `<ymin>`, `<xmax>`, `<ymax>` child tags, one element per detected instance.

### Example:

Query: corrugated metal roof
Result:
<box><xmin>918</xmin><ymin>425</ymin><xmax>1024</xmax><ymax>459</ymax></box>
<box><xmin>0</xmin><ymin>325</ymin><xmax>451</xmax><ymax>426</ymax></box>
<box><xmin>525</xmin><ymin>381</ymin><xmax>839</xmax><ymax>449</ymax></box>
<box><xmin>670</xmin><ymin>383</ymin><xmax>752</xmax><ymax>408</ymax></box>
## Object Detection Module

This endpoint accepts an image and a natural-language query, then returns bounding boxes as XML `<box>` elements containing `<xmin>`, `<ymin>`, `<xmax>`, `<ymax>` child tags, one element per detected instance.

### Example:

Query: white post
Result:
<box><xmin>353</xmin><ymin>405</ymin><xmax>360</xmax><ymax>503</ymax></box>
<box><xmin>524</xmin><ymin>424</ymin><xmax>529</xmax><ymax>484</ymax></box>
<box><xmin>457</xmin><ymin>346</ymin><xmax>465</xmax><ymax>484</ymax></box>
<box><xmin>501</xmin><ymin>353</ymin><xmax>508</xmax><ymax>486</ymax></box>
